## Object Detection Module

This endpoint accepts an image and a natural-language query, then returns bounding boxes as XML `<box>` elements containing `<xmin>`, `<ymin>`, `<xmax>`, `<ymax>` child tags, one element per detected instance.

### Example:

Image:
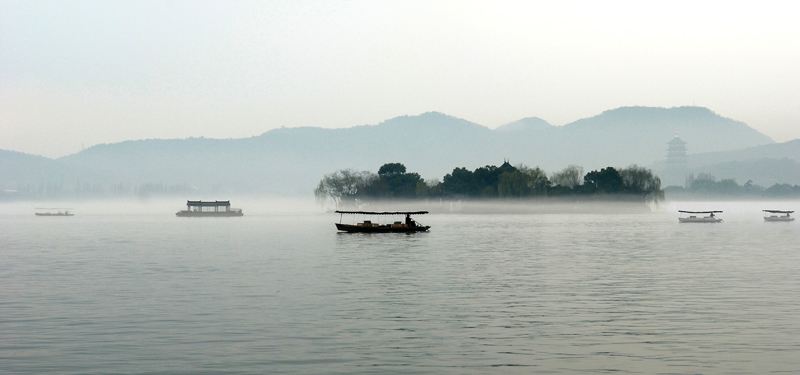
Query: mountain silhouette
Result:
<box><xmin>0</xmin><ymin>106</ymin><xmax>785</xmax><ymax>195</ymax></box>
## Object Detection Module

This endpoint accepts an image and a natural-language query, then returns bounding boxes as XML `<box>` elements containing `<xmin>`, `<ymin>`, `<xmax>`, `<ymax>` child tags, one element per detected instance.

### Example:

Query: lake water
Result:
<box><xmin>1</xmin><ymin>201</ymin><xmax>799</xmax><ymax>374</ymax></box>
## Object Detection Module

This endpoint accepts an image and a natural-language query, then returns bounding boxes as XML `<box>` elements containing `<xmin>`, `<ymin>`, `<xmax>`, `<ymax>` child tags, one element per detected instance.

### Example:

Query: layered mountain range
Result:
<box><xmin>2</xmin><ymin>106</ymin><xmax>796</xmax><ymax>196</ymax></box>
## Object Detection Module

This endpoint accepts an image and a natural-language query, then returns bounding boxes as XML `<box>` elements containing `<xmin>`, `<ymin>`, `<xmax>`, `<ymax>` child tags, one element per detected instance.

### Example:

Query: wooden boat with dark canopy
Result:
<box><xmin>763</xmin><ymin>210</ymin><xmax>795</xmax><ymax>222</ymax></box>
<box><xmin>678</xmin><ymin>210</ymin><xmax>723</xmax><ymax>223</ymax></box>
<box><xmin>335</xmin><ymin>211</ymin><xmax>430</xmax><ymax>232</ymax></box>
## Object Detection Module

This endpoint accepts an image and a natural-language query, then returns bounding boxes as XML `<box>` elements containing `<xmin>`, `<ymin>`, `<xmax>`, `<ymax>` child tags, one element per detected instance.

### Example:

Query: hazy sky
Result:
<box><xmin>2</xmin><ymin>0</ymin><xmax>798</xmax><ymax>158</ymax></box>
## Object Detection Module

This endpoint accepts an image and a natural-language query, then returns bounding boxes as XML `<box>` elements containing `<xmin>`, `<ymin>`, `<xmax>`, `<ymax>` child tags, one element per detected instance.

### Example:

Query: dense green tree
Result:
<box><xmin>380</xmin><ymin>172</ymin><xmax>423</xmax><ymax>198</ymax></box>
<box><xmin>378</xmin><ymin>163</ymin><xmax>407</xmax><ymax>176</ymax></box>
<box><xmin>442</xmin><ymin>167</ymin><xmax>477</xmax><ymax>196</ymax></box>
<box><xmin>362</xmin><ymin>163</ymin><xmax>424</xmax><ymax>199</ymax></box>
<box><xmin>441</xmin><ymin>162</ymin><xmax>522</xmax><ymax>198</ymax></box>
<box><xmin>473</xmin><ymin>165</ymin><xmax>501</xmax><ymax>196</ymax></box>
<box><xmin>583</xmin><ymin>167</ymin><xmax>624</xmax><ymax>194</ymax></box>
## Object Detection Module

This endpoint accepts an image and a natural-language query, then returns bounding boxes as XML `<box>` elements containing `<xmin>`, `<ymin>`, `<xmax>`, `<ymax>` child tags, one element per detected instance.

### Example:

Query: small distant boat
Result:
<box><xmin>176</xmin><ymin>200</ymin><xmax>243</xmax><ymax>217</ymax></box>
<box><xmin>678</xmin><ymin>210</ymin><xmax>723</xmax><ymax>223</ymax></box>
<box><xmin>35</xmin><ymin>210</ymin><xmax>74</xmax><ymax>216</ymax></box>
<box><xmin>763</xmin><ymin>210</ymin><xmax>794</xmax><ymax>222</ymax></box>
<box><xmin>335</xmin><ymin>210</ymin><xmax>430</xmax><ymax>233</ymax></box>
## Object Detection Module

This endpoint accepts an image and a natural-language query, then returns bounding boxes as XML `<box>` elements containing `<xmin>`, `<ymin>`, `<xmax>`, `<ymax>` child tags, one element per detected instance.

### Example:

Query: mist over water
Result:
<box><xmin>1</xmin><ymin>199</ymin><xmax>798</xmax><ymax>374</ymax></box>
<box><xmin>0</xmin><ymin>196</ymin><xmax>325</xmax><ymax>217</ymax></box>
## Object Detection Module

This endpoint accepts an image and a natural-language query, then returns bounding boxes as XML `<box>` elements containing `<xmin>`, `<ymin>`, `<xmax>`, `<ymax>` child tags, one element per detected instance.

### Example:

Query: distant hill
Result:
<box><xmin>0</xmin><ymin>149</ymin><xmax>77</xmax><ymax>189</ymax></box>
<box><xmin>693</xmin><ymin>158</ymin><xmax>800</xmax><ymax>186</ymax></box>
<box><xmin>1</xmin><ymin>106</ymin><xmax>784</xmax><ymax>196</ymax></box>
<box><xmin>495</xmin><ymin>117</ymin><xmax>553</xmax><ymax>132</ymax></box>
<box><xmin>687</xmin><ymin>139</ymin><xmax>800</xmax><ymax>166</ymax></box>
<box><xmin>551</xmin><ymin>106</ymin><xmax>773</xmax><ymax>168</ymax></box>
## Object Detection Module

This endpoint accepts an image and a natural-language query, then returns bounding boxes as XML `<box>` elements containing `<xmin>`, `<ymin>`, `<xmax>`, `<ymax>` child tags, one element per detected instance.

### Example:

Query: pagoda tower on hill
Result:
<box><xmin>664</xmin><ymin>133</ymin><xmax>688</xmax><ymax>186</ymax></box>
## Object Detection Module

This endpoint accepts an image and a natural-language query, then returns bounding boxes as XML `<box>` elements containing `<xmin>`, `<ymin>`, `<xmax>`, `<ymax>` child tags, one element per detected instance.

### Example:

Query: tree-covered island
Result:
<box><xmin>315</xmin><ymin>161</ymin><xmax>664</xmax><ymax>208</ymax></box>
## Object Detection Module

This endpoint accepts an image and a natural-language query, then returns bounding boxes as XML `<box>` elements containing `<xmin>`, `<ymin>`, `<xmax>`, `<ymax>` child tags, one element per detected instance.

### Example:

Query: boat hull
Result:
<box><xmin>35</xmin><ymin>213</ymin><xmax>73</xmax><ymax>216</ymax></box>
<box><xmin>336</xmin><ymin>223</ymin><xmax>430</xmax><ymax>233</ymax></box>
<box><xmin>176</xmin><ymin>211</ymin><xmax>243</xmax><ymax>217</ymax></box>
<box><xmin>764</xmin><ymin>216</ymin><xmax>794</xmax><ymax>222</ymax></box>
<box><xmin>678</xmin><ymin>217</ymin><xmax>722</xmax><ymax>223</ymax></box>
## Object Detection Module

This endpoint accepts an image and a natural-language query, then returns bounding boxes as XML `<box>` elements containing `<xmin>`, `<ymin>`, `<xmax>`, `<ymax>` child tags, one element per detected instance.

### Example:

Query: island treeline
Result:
<box><xmin>666</xmin><ymin>173</ymin><xmax>800</xmax><ymax>199</ymax></box>
<box><xmin>314</xmin><ymin>162</ymin><xmax>665</xmax><ymax>206</ymax></box>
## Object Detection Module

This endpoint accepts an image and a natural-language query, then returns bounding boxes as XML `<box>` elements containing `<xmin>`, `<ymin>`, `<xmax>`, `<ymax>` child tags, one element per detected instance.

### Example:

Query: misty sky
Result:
<box><xmin>1</xmin><ymin>0</ymin><xmax>799</xmax><ymax>158</ymax></box>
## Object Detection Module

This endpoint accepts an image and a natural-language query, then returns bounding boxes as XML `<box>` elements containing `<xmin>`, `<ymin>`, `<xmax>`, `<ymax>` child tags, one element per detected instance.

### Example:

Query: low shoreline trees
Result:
<box><xmin>314</xmin><ymin>161</ymin><xmax>666</xmax><ymax>207</ymax></box>
<box><xmin>313</xmin><ymin>169</ymin><xmax>375</xmax><ymax>207</ymax></box>
<box><xmin>664</xmin><ymin>173</ymin><xmax>800</xmax><ymax>199</ymax></box>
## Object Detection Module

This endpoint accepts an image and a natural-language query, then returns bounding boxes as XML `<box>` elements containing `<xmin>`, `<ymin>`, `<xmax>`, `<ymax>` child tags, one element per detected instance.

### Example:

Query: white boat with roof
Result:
<box><xmin>176</xmin><ymin>200</ymin><xmax>243</xmax><ymax>217</ymax></box>
<box><xmin>678</xmin><ymin>210</ymin><xmax>723</xmax><ymax>223</ymax></box>
<box><xmin>763</xmin><ymin>210</ymin><xmax>794</xmax><ymax>222</ymax></box>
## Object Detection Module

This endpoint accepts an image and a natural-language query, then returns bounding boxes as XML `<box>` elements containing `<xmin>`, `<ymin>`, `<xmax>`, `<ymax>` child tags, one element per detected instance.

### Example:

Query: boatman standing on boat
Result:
<box><xmin>405</xmin><ymin>214</ymin><xmax>417</xmax><ymax>228</ymax></box>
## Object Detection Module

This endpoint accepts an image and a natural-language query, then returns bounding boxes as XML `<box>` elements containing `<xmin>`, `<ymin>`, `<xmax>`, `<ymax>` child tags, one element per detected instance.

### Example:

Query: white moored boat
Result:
<box><xmin>176</xmin><ymin>200</ymin><xmax>243</xmax><ymax>217</ymax></box>
<box><xmin>763</xmin><ymin>210</ymin><xmax>794</xmax><ymax>222</ymax></box>
<box><xmin>678</xmin><ymin>210</ymin><xmax>723</xmax><ymax>223</ymax></box>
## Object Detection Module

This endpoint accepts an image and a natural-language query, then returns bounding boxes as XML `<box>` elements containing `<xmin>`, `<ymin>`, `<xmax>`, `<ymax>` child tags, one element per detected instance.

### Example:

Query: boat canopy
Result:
<box><xmin>678</xmin><ymin>210</ymin><xmax>722</xmax><ymax>214</ymax></box>
<box><xmin>335</xmin><ymin>210</ymin><xmax>428</xmax><ymax>215</ymax></box>
<box><xmin>187</xmin><ymin>200</ymin><xmax>231</xmax><ymax>207</ymax></box>
<box><xmin>763</xmin><ymin>210</ymin><xmax>793</xmax><ymax>213</ymax></box>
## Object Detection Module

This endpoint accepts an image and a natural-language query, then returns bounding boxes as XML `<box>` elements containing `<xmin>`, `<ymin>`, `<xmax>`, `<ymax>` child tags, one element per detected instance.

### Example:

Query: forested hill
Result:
<box><xmin>1</xmin><ymin>107</ymin><xmax>781</xmax><ymax>195</ymax></box>
<box><xmin>558</xmin><ymin>106</ymin><xmax>773</xmax><ymax>160</ymax></box>
<box><xmin>688</xmin><ymin>139</ymin><xmax>800</xmax><ymax>166</ymax></box>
